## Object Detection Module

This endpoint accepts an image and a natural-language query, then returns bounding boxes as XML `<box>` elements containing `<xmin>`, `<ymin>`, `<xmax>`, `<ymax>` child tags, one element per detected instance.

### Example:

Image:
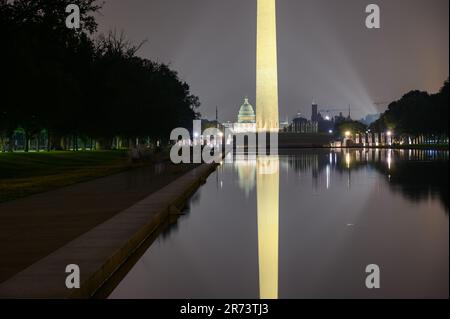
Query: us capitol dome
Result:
<box><xmin>238</xmin><ymin>98</ymin><xmax>256</xmax><ymax>124</ymax></box>
<box><xmin>230</xmin><ymin>98</ymin><xmax>257</xmax><ymax>133</ymax></box>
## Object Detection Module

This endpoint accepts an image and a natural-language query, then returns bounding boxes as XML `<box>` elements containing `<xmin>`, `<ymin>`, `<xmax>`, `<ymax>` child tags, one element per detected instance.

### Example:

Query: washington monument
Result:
<box><xmin>256</xmin><ymin>0</ymin><xmax>279</xmax><ymax>132</ymax></box>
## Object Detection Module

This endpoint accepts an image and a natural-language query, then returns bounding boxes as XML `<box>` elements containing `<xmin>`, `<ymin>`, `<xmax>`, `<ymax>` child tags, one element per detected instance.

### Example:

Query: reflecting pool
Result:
<box><xmin>110</xmin><ymin>149</ymin><xmax>449</xmax><ymax>299</ymax></box>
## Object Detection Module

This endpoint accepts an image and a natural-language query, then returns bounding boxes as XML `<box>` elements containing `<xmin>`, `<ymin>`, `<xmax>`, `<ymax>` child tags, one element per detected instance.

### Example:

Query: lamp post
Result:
<box><xmin>387</xmin><ymin>130</ymin><xmax>393</xmax><ymax>146</ymax></box>
<box><xmin>344</xmin><ymin>131</ymin><xmax>352</xmax><ymax>147</ymax></box>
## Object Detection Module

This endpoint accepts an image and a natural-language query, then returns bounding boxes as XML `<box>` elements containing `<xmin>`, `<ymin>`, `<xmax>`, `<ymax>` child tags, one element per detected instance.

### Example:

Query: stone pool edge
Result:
<box><xmin>0</xmin><ymin>162</ymin><xmax>218</xmax><ymax>299</ymax></box>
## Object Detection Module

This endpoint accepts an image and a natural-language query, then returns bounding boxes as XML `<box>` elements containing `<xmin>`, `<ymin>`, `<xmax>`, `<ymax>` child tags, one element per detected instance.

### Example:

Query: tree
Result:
<box><xmin>0</xmin><ymin>1</ymin><xmax>200</xmax><ymax>152</ymax></box>
<box><xmin>372</xmin><ymin>79</ymin><xmax>449</xmax><ymax>144</ymax></box>
<box><xmin>335</xmin><ymin>120</ymin><xmax>367</xmax><ymax>136</ymax></box>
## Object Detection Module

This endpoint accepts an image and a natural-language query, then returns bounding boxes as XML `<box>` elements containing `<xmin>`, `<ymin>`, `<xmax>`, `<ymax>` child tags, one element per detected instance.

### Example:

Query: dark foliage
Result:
<box><xmin>0</xmin><ymin>0</ymin><xmax>200</xmax><ymax>151</ymax></box>
<box><xmin>370</xmin><ymin>79</ymin><xmax>449</xmax><ymax>140</ymax></box>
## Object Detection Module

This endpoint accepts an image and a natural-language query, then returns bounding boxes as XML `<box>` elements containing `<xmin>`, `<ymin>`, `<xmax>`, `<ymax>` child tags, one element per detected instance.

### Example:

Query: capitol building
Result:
<box><xmin>224</xmin><ymin>98</ymin><xmax>257</xmax><ymax>133</ymax></box>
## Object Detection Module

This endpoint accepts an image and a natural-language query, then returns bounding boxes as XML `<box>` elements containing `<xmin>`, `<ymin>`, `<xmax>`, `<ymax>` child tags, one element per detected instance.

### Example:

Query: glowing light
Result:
<box><xmin>346</xmin><ymin>153</ymin><xmax>351</xmax><ymax>168</ymax></box>
<box><xmin>387</xmin><ymin>150</ymin><xmax>392</xmax><ymax>170</ymax></box>
<box><xmin>386</xmin><ymin>131</ymin><xmax>392</xmax><ymax>137</ymax></box>
<box><xmin>328</xmin><ymin>129</ymin><xmax>333</xmax><ymax>134</ymax></box>
<box><xmin>345</xmin><ymin>131</ymin><xmax>351</xmax><ymax>137</ymax></box>
<box><xmin>256</xmin><ymin>0</ymin><xmax>279</xmax><ymax>132</ymax></box>
<box><xmin>325</xmin><ymin>115</ymin><xmax>331</xmax><ymax>121</ymax></box>
<box><xmin>326</xmin><ymin>165</ymin><xmax>330</xmax><ymax>189</ymax></box>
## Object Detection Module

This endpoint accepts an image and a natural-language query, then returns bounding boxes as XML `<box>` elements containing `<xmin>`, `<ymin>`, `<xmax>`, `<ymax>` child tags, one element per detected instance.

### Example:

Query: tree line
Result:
<box><xmin>0</xmin><ymin>0</ymin><xmax>200</xmax><ymax>152</ymax></box>
<box><xmin>333</xmin><ymin>78</ymin><xmax>448</xmax><ymax>145</ymax></box>
<box><xmin>370</xmin><ymin>79</ymin><xmax>449</xmax><ymax>144</ymax></box>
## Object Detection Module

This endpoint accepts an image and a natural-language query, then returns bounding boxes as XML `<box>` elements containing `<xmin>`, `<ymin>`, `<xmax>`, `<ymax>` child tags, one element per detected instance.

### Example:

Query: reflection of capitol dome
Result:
<box><xmin>235</xmin><ymin>155</ymin><xmax>257</xmax><ymax>197</ymax></box>
<box><xmin>238</xmin><ymin>98</ymin><xmax>256</xmax><ymax>123</ymax></box>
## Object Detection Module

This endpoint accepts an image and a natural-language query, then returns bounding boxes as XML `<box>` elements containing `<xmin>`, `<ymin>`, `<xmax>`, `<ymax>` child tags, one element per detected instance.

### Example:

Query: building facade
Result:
<box><xmin>231</xmin><ymin>98</ymin><xmax>257</xmax><ymax>133</ymax></box>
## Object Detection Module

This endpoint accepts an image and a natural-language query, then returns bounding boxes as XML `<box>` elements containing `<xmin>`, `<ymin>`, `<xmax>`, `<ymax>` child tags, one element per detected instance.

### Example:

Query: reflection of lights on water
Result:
<box><xmin>326</xmin><ymin>165</ymin><xmax>330</xmax><ymax>189</ymax></box>
<box><xmin>387</xmin><ymin>150</ymin><xmax>392</xmax><ymax>170</ymax></box>
<box><xmin>346</xmin><ymin>153</ymin><xmax>351</xmax><ymax>168</ymax></box>
<box><xmin>427</xmin><ymin>150</ymin><xmax>437</xmax><ymax>158</ymax></box>
<box><xmin>329</xmin><ymin>153</ymin><xmax>333</xmax><ymax>164</ymax></box>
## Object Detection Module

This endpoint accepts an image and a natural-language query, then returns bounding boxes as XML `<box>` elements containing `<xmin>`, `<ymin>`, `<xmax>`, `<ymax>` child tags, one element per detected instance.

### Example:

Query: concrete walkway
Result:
<box><xmin>0</xmin><ymin>163</ymin><xmax>196</xmax><ymax>283</ymax></box>
<box><xmin>0</xmin><ymin>163</ymin><xmax>217</xmax><ymax>298</ymax></box>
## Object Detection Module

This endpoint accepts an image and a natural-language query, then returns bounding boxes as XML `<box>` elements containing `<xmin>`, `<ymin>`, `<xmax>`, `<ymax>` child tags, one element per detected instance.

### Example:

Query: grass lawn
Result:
<box><xmin>0</xmin><ymin>150</ymin><xmax>137</xmax><ymax>203</ymax></box>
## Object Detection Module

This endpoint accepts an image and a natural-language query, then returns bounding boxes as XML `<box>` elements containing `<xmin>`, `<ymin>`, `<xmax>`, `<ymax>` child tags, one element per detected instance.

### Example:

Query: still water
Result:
<box><xmin>110</xmin><ymin>149</ymin><xmax>448</xmax><ymax>299</ymax></box>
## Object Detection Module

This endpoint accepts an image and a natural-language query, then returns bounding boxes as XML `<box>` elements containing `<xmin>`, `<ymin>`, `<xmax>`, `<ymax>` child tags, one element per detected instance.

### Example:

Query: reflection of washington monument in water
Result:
<box><xmin>234</xmin><ymin>155</ymin><xmax>279</xmax><ymax>299</ymax></box>
<box><xmin>256</xmin><ymin>156</ymin><xmax>279</xmax><ymax>299</ymax></box>
<box><xmin>233</xmin><ymin>149</ymin><xmax>449</xmax><ymax>298</ymax></box>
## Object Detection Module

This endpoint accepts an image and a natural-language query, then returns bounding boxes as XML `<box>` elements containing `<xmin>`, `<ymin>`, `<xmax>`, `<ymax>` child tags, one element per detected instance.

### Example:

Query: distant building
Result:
<box><xmin>334</xmin><ymin>112</ymin><xmax>346</xmax><ymax>125</ymax></box>
<box><xmin>288</xmin><ymin>112</ymin><xmax>318</xmax><ymax>133</ymax></box>
<box><xmin>311</xmin><ymin>102</ymin><xmax>319</xmax><ymax>122</ymax></box>
<box><xmin>312</xmin><ymin>101</ymin><xmax>336</xmax><ymax>133</ymax></box>
<box><xmin>238</xmin><ymin>98</ymin><xmax>256</xmax><ymax>123</ymax></box>
<box><xmin>347</xmin><ymin>105</ymin><xmax>352</xmax><ymax>120</ymax></box>
<box><xmin>279</xmin><ymin>118</ymin><xmax>290</xmax><ymax>131</ymax></box>
<box><xmin>231</xmin><ymin>98</ymin><xmax>257</xmax><ymax>133</ymax></box>
<box><xmin>201</xmin><ymin>119</ymin><xmax>222</xmax><ymax>131</ymax></box>
<box><xmin>317</xmin><ymin>112</ymin><xmax>334</xmax><ymax>133</ymax></box>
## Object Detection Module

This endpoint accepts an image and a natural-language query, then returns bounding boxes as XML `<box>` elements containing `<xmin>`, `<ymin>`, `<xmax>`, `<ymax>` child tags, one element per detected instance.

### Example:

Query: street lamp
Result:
<box><xmin>387</xmin><ymin>130</ymin><xmax>393</xmax><ymax>146</ymax></box>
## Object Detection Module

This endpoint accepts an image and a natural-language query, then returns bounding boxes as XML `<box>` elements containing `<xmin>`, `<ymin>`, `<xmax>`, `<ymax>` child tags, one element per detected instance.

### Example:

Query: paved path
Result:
<box><xmin>0</xmin><ymin>163</ymin><xmax>216</xmax><ymax>298</ymax></box>
<box><xmin>0</xmin><ymin>163</ymin><xmax>195</xmax><ymax>283</ymax></box>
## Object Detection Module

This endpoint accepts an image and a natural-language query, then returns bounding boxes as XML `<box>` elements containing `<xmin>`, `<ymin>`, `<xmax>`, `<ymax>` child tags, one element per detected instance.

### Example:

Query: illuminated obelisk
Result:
<box><xmin>256</xmin><ymin>0</ymin><xmax>279</xmax><ymax>132</ymax></box>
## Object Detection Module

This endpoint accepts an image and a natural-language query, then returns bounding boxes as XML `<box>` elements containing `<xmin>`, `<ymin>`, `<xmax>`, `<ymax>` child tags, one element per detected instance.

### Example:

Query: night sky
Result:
<box><xmin>97</xmin><ymin>0</ymin><xmax>449</xmax><ymax>122</ymax></box>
